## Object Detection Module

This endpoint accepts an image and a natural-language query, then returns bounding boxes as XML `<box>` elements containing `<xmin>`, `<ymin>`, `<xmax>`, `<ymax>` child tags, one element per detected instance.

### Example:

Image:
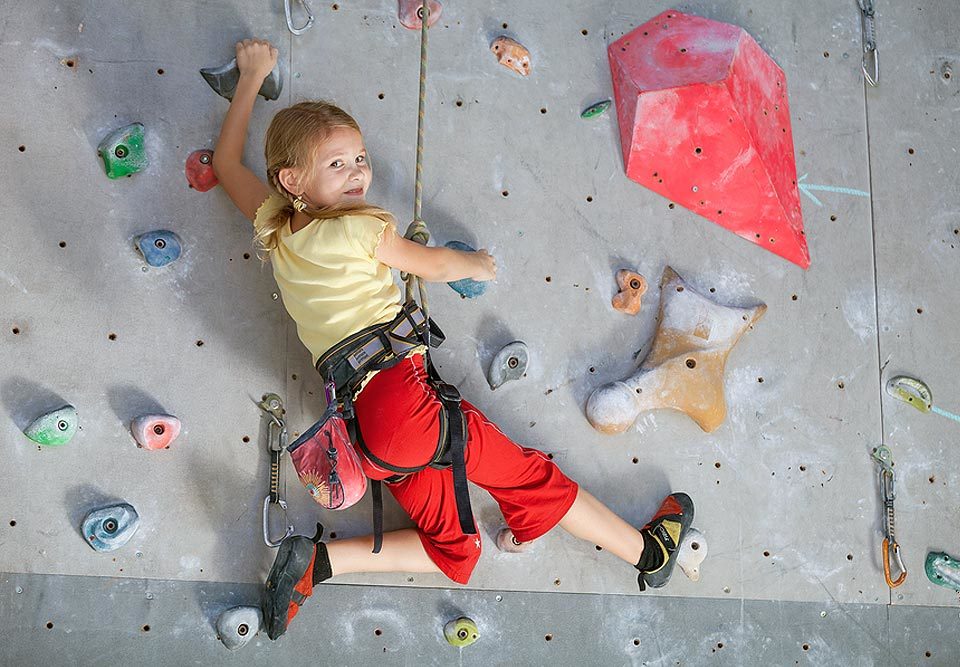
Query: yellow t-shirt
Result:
<box><xmin>253</xmin><ymin>194</ymin><xmax>410</xmax><ymax>369</ymax></box>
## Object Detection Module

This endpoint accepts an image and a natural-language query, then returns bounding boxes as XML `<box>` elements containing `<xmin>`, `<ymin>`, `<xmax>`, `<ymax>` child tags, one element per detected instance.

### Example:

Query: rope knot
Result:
<box><xmin>404</xmin><ymin>218</ymin><xmax>430</xmax><ymax>246</ymax></box>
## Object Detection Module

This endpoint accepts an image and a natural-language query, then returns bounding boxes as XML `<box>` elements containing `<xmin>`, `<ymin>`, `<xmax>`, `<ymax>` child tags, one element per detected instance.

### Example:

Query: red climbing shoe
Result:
<box><xmin>262</xmin><ymin>524</ymin><xmax>324</xmax><ymax>640</ymax></box>
<box><xmin>637</xmin><ymin>493</ymin><xmax>695</xmax><ymax>591</ymax></box>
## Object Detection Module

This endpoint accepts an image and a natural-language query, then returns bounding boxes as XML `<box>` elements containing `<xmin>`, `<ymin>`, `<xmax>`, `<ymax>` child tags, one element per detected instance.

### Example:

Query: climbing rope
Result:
<box><xmin>402</xmin><ymin>0</ymin><xmax>432</xmax><ymax>325</ymax></box>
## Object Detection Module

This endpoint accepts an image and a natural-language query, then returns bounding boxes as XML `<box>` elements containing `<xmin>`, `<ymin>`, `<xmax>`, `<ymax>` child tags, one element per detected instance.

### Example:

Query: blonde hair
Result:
<box><xmin>257</xmin><ymin>100</ymin><xmax>395</xmax><ymax>259</ymax></box>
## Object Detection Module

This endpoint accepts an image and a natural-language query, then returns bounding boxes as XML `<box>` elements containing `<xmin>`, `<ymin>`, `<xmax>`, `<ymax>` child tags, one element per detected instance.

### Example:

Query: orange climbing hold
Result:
<box><xmin>491</xmin><ymin>37</ymin><xmax>531</xmax><ymax>77</ymax></box>
<box><xmin>612</xmin><ymin>269</ymin><xmax>647</xmax><ymax>315</ymax></box>
<box><xmin>131</xmin><ymin>414</ymin><xmax>182</xmax><ymax>450</ymax></box>
<box><xmin>608</xmin><ymin>10</ymin><xmax>809</xmax><ymax>268</ymax></box>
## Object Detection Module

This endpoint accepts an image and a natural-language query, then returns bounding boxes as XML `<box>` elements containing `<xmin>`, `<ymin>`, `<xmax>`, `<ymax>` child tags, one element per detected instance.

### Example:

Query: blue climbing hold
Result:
<box><xmin>82</xmin><ymin>503</ymin><xmax>140</xmax><ymax>552</ymax></box>
<box><xmin>444</xmin><ymin>241</ymin><xmax>487</xmax><ymax>299</ymax></box>
<box><xmin>135</xmin><ymin>230</ymin><xmax>183</xmax><ymax>267</ymax></box>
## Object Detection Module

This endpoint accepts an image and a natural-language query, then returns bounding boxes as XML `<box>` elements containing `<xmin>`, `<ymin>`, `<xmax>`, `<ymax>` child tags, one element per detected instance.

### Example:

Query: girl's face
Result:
<box><xmin>297</xmin><ymin>125</ymin><xmax>371</xmax><ymax>208</ymax></box>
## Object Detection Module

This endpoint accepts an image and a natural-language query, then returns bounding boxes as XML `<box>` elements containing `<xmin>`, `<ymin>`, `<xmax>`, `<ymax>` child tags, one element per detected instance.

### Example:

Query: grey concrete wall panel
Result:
<box><xmin>4</xmin><ymin>572</ymin><xmax>960</xmax><ymax>665</ymax></box>
<box><xmin>865</xmin><ymin>2</ymin><xmax>960</xmax><ymax>608</ymax></box>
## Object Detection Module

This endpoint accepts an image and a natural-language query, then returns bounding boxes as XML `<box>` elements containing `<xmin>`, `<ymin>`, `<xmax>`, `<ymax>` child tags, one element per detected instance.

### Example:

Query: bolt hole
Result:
<box><xmin>196</xmin><ymin>340</ymin><xmax>204</xmax><ymax>347</ymax></box>
<box><xmin>501</xmin><ymin>190</ymin><xmax>509</xmax><ymax>197</ymax></box>
<box><xmin>916</xmin><ymin>307</ymin><xmax>923</xmax><ymax>314</ymax></box>
<box><xmin>668</xmin><ymin>203</ymin><xmax>675</xmax><ymax>209</ymax></box>
<box><xmin>680</xmin><ymin>48</ymin><xmax>687</xmax><ymax>53</ymax></box>
<box><xmin>709</xmin><ymin>287</ymin><xmax>715</xmax><ymax>293</ymax></box>
<box><xmin>714</xmin><ymin>462</ymin><xmax>721</xmax><ymax>469</ymax></box>
<box><xmin>758</xmin><ymin>377</ymin><xmax>764</xmax><ymax>383</ymax></box>
<box><xmin>547</xmin><ymin>453</ymin><xmax>554</xmax><ymax>460</ymax></box>
<box><xmin>545</xmin><ymin>276</ymin><xmax>552</xmax><ymax>283</ymax></box>
<box><xmin>502</xmin><ymin>22</ymin><xmax>508</xmax><ymax>29</ymax></box>
<box><xmin>596</xmin><ymin>545</ymin><xmax>603</xmax><ymax>551</ymax></box>
<box><xmin>929</xmin><ymin>476</ymin><xmax>935</xmax><ymax>483</ymax></box>
<box><xmin>586</xmin><ymin>196</ymin><xmax>593</xmax><ymax>202</ymax></box>
<box><xmin>588</xmin><ymin>366</ymin><xmax>595</xmax><ymax>373</ymax></box>
<box><xmin>791</xmin><ymin>294</ymin><xmax>798</xmax><ymax>301</ymax></box>
<box><xmin>763</xmin><ymin>550</ymin><xmax>770</xmax><ymax>557</ymax></box>
<box><xmin>545</xmin><ymin>634</ymin><xmax>553</xmax><ymax>641</ymax></box>
<box><xmin>685</xmin><ymin>358</ymin><xmax>696</xmax><ymax>369</ymax></box>
<box><xmin>581</xmin><ymin>29</ymin><xmax>588</xmax><ymax>35</ymax></box>
<box><xmin>46</xmin><ymin>622</ymin><xmax>53</xmax><ymax>630</ymax></box>
<box><xmin>554</xmin><ymin>578</ymin><xmax>561</xmax><ymax>586</ymax></box>
<box><xmin>18</xmin><ymin>145</ymin><xmax>26</xmax><ymax>152</ymax></box>
<box><xmin>242</xmin><ymin>436</ymin><xmax>250</xmax><ymax>443</ymax></box>
<box><xmin>694</xmin><ymin>147</ymin><xmax>702</xmax><ymax>154</ymax></box>
<box><xmin>12</xmin><ymin>327</ymin><xmax>20</xmax><ymax>335</ymax></box>
<box><xmin>803</xmin><ymin>644</ymin><xmax>810</xmax><ymax>651</ymax></box>
<box><xmin>142</xmin><ymin>624</ymin><xmax>151</xmax><ymax>632</ymax></box>
<box><xmin>925</xmin><ymin>651</ymin><xmax>932</xmax><ymax>658</ymax></box>
<box><xmin>332</xmin><ymin>3</ymin><xmax>339</xmax><ymax>9</ymax></box>
<box><xmin>847</xmin><ymin>554</ymin><xmax>853</xmax><ymax>560</ymax></box>
<box><xmin>629</xmin><ymin>279</ymin><xmax>641</xmax><ymax>290</ymax></box>
<box><xmin>800</xmin><ymin>465</ymin><xmax>807</xmax><ymax>472</ymax></box>
<box><xmin>374</xmin><ymin>628</ymin><xmax>382</xmax><ymax>636</ymax></box>
<box><xmin>632</xmin><ymin>457</ymin><xmax>638</xmax><ymax>464</ymax></box>
<box><xmin>837</xmin><ymin>382</ymin><xmax>844</xmax><ymax>389</ymax></box>
<box><xmin>156</xmin><ymin>68</ymin><xmax>164</xmax><ymax>75</ymax></box>
<box><xmin>633</xmin><ymin>638</ymin><xmax>640</xmax><ymax>646</ymax></box>
<box><xmin>9</xmin><ymin>520</ymin><xmax>16</xmax><ymax>526</ymax></box>
<box><xmin>676</xmin><ymin>285</ymin><xmax>684</xmax><ymax>292</ymax></box>
<box><xmin>243</xmin><ymin>252</ymin><xmax>251</xmax><ymax>260</ymax></box>
<box><xmin>59</xmin><ymin>241</ymin><xmax>67</xmax><ymax>248</ymax></box>
<box><xmin>823</xmin><ymin>51</ymin><xmax>829</xmax><ymax>58</ymax></box>
<box><xmin>830</xmin><ymin>215</ymin><xmax>837</xmax><ymax>221</ymax></box>
<box><xmin>108</xmin><ymin>333</ymin><xmax>117</xmax><ymax>341</ymax></box>
<box><xmin>540</xmin><ymin>107</ymin><xmax>547</xmax><ymax>114</ymax></box>
<box><xmin>908</xmin><ymin>148</ymin><xmax>915</xmax><ymax>155</ymax></box>
<box><xmin>377</xmin><ymin>93</ymin><xmax>384</xmax><ymax>100</ymax></box>
<box><xmin>455</xmin><ymin>100</ymin><xmax>463</xmax><ymax>107</ymax></box>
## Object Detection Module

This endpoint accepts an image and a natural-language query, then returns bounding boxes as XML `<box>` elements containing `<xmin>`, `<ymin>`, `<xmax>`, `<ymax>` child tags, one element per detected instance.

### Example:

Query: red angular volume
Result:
<box><xmin>609</xmin><ymin>10</ymin><xmax>809</xmax><ymax>268</ymax></box>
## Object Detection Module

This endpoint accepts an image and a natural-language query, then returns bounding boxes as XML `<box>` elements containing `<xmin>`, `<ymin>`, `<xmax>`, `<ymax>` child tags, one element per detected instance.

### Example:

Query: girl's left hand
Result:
<box><xmin>235</xmin><ymin>38</ymin><xmax>279</xmax><ymax>80</ymax></box>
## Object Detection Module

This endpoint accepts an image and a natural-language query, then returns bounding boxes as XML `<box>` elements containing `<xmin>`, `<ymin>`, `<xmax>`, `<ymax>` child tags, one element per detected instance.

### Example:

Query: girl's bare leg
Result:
<box><xmin>327</xmin><ymin>528</ymin><xmax>442</xmax><ymax>577</ymax></box>
<box><xmin>557</xmin><ymin>487</ymin><xmax>645</xmax><ymax>564</ymax></box>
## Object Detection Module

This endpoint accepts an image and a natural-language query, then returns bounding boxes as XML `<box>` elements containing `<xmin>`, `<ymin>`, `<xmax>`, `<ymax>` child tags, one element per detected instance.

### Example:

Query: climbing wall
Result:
<box><xmin>1</xmin><ymin>0</ymin><xmax>959</xmax><ymax>662</ymax></box>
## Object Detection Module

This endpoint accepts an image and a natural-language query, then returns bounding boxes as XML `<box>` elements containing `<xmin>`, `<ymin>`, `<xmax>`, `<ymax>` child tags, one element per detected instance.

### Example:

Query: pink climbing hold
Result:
<box><xmin>131</xmin><ymin>414</ymin><xmax>181</xmax><ymax>450</ymax></box>
<box><xmin>398</xmin><ymin>0</ymin><xmax>442</xmax><ymax>29</ymax></box>
<box><xmin>608</xmin><ymin>10</ymin><xmax>809</xmax><ymax>269</ymax></box>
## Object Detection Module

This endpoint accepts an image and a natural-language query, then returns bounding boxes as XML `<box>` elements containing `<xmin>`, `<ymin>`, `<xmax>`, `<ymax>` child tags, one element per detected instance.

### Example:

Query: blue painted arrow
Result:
<box><xmin>797</xmin><ymin>173</ymin><xmax>871</xmax><ymax>207</ymax></box>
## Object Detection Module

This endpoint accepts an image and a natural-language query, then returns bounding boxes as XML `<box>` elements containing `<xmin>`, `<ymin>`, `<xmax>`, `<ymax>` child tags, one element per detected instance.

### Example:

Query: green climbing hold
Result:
<box><xmin>925</xmin><ymin>551</ymin><xmax>960</xmax><ymax>592</ymax></box>
<box><xmin>581</xmin><ymin>99</ymin><xmax>611</xmax><ymax>119</ymax></box>
<box><xmin>24</xmin><ymin>405</ymin><xmax>78</xmax><ymax>446</ymax></box>
<box><xmin>97</xmin><ymin>123</ymin><xmax>147</xmax><ymax>179</ymax></box>
<box><xmin>443</xmin><ymin>616</ymin><xmax>479</xmax><ymax>647</ymax></box>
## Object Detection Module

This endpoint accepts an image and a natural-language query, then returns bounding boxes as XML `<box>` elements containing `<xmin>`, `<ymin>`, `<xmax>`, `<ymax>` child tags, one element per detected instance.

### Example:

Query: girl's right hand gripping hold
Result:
<box><xmin>375</xmin><ymin>227</ymin><xmax>498</xmax><ymax>283</ymax></box>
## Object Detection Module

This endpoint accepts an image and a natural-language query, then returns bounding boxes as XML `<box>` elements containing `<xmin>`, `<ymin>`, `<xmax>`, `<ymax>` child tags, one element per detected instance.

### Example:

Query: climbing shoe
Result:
<box><xmin>262</xmin><ymin>523</ymin><xmax>327</xmax><ymax>640</ymax></box>
<box><xmin>636</xmin><ymin>493</ymin><xmax>694</xmax><ymax>591</ymax></box>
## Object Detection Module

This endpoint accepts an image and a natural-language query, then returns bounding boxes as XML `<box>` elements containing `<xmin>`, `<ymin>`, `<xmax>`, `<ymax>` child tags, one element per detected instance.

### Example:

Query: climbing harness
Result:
<box><xmin>871</xmin><ymin>445</ymin><xmax>906</xmax><ymax>588</ymax></box>
<box><xmin>314</xmin><ymin>301</ymin><xmax>475</xmax><ymax>554</ymax></box>
<box><xmin>858</xmin><ymin>0</ymin><xmax>879</xmax><ymax>86</ymax></box>
<box><xmin>886</xmin><ymin>375</ymin><xmax>960</xmax><ymax>425</ymax></box>
<box><xmin>259</xmin><ymin>393</ymin><xmax>294</xmax><ymax>547</ymax></box>
<box><xmin>284</xmin><ymin>0</ymin><xmax>315</xmax><ymax>35</ymax></box>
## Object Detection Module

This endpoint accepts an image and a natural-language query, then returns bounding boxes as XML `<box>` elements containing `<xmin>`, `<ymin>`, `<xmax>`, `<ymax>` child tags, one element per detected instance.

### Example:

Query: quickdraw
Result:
<box><xmin>858</xmin><ymin>0</ymin><xmax>879</xmax><ymax>86</ymax></box>
<box><xmin>259</xmin><ymin>393</ymin><xmax>294</xmax><ymax>547</ymax></box>
<box><xmin>871</xmin><ymin>445</ymin><xmax>906</xmax><ymax>588</ymax></box>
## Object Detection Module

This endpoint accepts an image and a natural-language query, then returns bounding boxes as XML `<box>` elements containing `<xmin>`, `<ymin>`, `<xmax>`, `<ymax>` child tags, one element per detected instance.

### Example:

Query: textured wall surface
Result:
<box><xmin>1</xmin><ymin>0</ymin><xmax>958</xmax><ymax>662</ymax></box>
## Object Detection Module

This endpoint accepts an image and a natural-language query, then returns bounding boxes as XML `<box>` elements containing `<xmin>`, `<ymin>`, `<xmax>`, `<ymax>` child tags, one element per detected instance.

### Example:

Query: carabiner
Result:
<box><xmin>263</xmin><ymin>495</ymin><xmax>294</xmax><ymax>547</ymax></box>
<box><xmin>285</xmin><ymin>0</ymin><xmax>315</xmax><ymax>36</ymax></box>
<box><xmin>858</xmin><ymin>0</ymin><xmax>879</xmax><ymax>86</ymax></box>
<box><xmin>882</xmin><ymin>537</ymin><xmax>907</xmax><ymax>587</ymax></box>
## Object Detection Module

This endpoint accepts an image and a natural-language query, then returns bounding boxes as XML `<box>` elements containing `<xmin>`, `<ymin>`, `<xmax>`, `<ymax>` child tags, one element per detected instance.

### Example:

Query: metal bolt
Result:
<box><xmin>15</xmin><ymin>586</ymin><xmax>23</xmax><ymax>594</ymax></box>
<box><xmin>199</xmin><ymin>153</ymin><xmax>211</xmax><ymax>165</ymax></box>
<box><xmin>272</xmin><ymin>292</ymin><xmax>279</xmax><ymax>300</ymax></box>
<box><xmin>146</xmin><ymin>592</ymin><xmax>154</xmax><ymax>600</ymax></box>
<box><xmin>495</xmin><ymin>595</ymin><xmax>502</xmax><ymax>602</ymax></box>
<box><xmin>115</xmin><ymin>145</ymin><xmax>128</xmax><ymax>159</ymax></box>
<box><xmin>154</xmin><ymin>238</ymin><xmax>166</xmax><ymax>249</ymax></box>
<box><xmin>820</xmin><ymin>611</ymin><xmax>827</xmax><ymax>618</ymax></box>
<box><xmin>507</xmin><ymin>357</ymin><xmax>519</xmax><ymax>369</ymax></box>
<box><xmin>692</xmin><ymin>185</ymin><xmax>699</xmax><ymax>192</ymax></box>
<box><xmin>135</xmin><ymin>551</ymin><xmax>143</xmax><ymax>558</ymax></box>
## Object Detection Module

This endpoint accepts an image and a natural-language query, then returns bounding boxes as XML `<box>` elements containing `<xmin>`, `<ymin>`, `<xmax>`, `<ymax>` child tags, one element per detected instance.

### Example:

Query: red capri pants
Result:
<box><xmin>353</xmin><ymin>353</ymin><xmax>579</xmax><ymax>584</ymax></box>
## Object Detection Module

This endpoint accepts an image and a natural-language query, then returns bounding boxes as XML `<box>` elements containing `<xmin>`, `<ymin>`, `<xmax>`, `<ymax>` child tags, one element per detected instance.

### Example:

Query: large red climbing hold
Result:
<box><xmin>186</xmin><ymin>149</ymin><xmax>218</xmax><ymax>192</ymax></box>
<box><xmin>608</xmin><ymin>10</ymin><xmax>809</xmax><ymax>268</ymax></box>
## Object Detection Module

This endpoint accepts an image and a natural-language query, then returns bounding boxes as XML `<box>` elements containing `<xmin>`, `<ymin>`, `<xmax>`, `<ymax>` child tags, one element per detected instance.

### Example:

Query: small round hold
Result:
<box><xmin>186</xmin><ymin>149</ymin><xmax>218</xmax><ymax>192</ymax></box>
<box><xmin>443</xmin><ymin>616</ymin><xmax>479</xmax><ymax>647</ymax></box>
<box><xmin>82</xmin><ymin>503</ymin><xmax>140</xmax><ymax>552</ymax></box>
<box><xmin>131</xmin><ymin>414</ymin><xmax>181</xmax><ymax>450</ymax></box>
<box><xmin>24</xmin><ymin>405</ymin><xmax>78</xmax><ymax>446</ymax></box>
<box><xmin>677</xmin><ymin>527</ymin><xmax>708</xmax><ymax>582</ymax></box>
<box><xmin>581</xmin><ymin>99</ymin><xmax>611</xmax><ymax>119</ymax></box>
<box><xmin>217</xmin><ymin>606</ymin><xmax>263</xmax><ymax>650</ymax></box>
<box><xmin>135</xmin><ymin>230</ymin><xmax>183</xmax><ymax>268</ymax></box>
<box><xmin>444</xmin><ymin>241</ymin><xmax>488</xmax><ymax>299</ymax></box>
<box><xmin>487</xmin><ymin>341</ymin><xmax>529</xmax><ymax>390</ymax></box>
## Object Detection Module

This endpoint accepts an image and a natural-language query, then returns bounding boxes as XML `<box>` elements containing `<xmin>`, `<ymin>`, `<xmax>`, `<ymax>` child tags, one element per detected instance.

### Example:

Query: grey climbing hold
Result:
<box><xmin>487</xmin><ymin>341</ymin><xmax>528</xmax><ymax>390</ymax></box>
<box><xmin>217</xmin><ymin>606</ymin><xmax>263</xmax><ymax>650</ymax></box>
<box><xmin>200</xmin><ymin>58</ymin><xmax>283</xmax><ymax>101</ymax></box>
<box><xmin>82</xmin><ymin>503</ymin><xmax>140</xmax><ymax>552</ymax></box>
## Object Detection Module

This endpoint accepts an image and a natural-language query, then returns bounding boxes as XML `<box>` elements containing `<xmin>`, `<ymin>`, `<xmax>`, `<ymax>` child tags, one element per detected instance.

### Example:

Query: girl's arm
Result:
<box><xmin>375</xmin><ymin>226</ymin><xmax>497</xmax><ymax>283</ymax></box>
<box><xmin>212</xmin><ymin>39</ymin><xmax>278</xmax><ymax>221</ymax></box>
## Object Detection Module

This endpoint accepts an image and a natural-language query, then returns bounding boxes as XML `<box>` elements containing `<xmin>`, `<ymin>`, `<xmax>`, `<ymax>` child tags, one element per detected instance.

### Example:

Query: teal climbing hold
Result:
<box><xmin>24</xmin><ymin>405</ymin><xmax>78</xmax><ymax>446</ymax></box>
<box><xmin>82</xmin><ymin>503</ymin><xmax>140</xmax><ymax>552</ymax></box>
<box><xmin>445</xmin><ymin>241</ymin><xmax>487</xmax><ymax>299</ymax></box>
<box><xmin>135</xmin><ymin>230</ymin><xmax>183</xmax><ymax>268</ymax></box>
<box><xmin>97</xmin><ymin>123</ymin><xmax>147</xmax><ymax>179</ymax></box>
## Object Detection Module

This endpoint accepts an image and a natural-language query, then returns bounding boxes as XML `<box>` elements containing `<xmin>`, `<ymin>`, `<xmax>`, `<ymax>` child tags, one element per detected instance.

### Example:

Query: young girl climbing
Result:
<box><xmin>213</xmin><ymin>39</ymin><xmax>695</xmax><ymax>640</ymax></box>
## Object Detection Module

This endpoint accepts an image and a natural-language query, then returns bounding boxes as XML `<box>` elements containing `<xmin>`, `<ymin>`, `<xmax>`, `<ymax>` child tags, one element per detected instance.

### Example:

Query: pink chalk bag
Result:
<box><xmin>286</xmin><ymin>380</ymin><xmax>367</xmax><ymax>510</ymax></box>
